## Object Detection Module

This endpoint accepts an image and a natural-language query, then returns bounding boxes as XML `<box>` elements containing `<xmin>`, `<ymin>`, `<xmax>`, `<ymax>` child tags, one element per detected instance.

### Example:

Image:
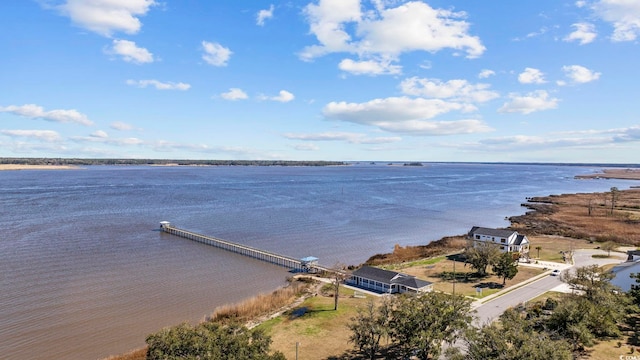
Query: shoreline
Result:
<box><xmin>0</xmin><ymin>164</ymin><xmax>80</xmax><ymax>171</ymax></box>
<box><xmin>575</xmin><ymin>168</ymin><xmax>640</xmax><ymax>180</ymax></box>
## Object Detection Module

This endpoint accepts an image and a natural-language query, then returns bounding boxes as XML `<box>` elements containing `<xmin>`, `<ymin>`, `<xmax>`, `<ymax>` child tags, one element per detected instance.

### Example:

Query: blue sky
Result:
<box><xmin>1</xmin><ymin>0</ymin><xmax>639</xmax><ymax>162</ymax></box>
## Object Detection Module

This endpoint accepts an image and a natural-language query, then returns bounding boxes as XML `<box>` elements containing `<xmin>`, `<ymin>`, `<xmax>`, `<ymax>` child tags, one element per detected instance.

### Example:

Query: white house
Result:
<box><xmin>347</xmin><ymin>266</ymin><xmax>433</xmax><ymax>294</ymax></box>
<box><xmin>468</xmin><ymin>226</ymin><xmax>530</xmax><ymax>256</ymax></box>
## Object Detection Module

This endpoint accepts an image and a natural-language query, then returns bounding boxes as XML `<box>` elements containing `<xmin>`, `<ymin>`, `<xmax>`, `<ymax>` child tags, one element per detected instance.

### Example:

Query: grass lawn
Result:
<box><xmin>259</xmin><ymin>286</ymin><xmax>369</xmax><ymax>360</ymax></box>
<box><xmin>399</xmin><ymin>256</ymin><xmax>544</xmax><ymax>298</ymax></box>
<box><xmin>528</xmin><ymin>235</ymin><xmax>598</xmax><ymax>262</ymax></box>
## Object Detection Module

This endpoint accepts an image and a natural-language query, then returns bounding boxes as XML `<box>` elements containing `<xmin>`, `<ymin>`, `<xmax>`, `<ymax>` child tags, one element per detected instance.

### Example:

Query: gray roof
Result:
<box><xmin>351</xmin><ymin>266</ymin><xmax>432</xmax><ymax>290</ymax></box>
<box><xmin>469</xmin><ymin>226</ymin><xmax>517</xmax><ymax>238</ymax></box>
<box><xmin>351</xmin><ymin>266</ymin><xmax>398</xmax><ymax>283</ymax></box>
<box><xmin>514</xmin><ymin>234</ymin><xmax>528</xmax><ymax>245</ymax></box>
<box><xmin>393</xmin><ymin>276</ymin><xmax>433</xmax><ymax>289</ymax></box>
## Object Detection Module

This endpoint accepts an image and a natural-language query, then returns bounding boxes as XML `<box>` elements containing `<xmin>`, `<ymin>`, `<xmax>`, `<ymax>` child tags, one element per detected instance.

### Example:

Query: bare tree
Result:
<box><xmin>610</xmin><ymin>187</ymin><xmax>619</xmax><ymax>215</ymax></box>
<box><xmin>331</xmin><ymin>263</ymin><xmax>348</xmax><ymax>311</ymax></box>
<box><xmin>600</xmin><ymin>241</ymin><xmax>617</xmax><ymax>257</ymax></box>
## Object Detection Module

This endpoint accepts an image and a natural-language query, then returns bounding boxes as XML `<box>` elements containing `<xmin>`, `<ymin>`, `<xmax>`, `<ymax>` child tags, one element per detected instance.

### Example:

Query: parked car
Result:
<box><xmin>551</xmin><ymin>269</ymin><xmax>561</xmax><ymax>276</ymax></box>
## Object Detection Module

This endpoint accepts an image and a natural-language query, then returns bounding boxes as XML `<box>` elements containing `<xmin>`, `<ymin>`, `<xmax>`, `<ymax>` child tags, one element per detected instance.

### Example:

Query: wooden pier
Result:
<box><xmin>160</xmin><ymin>221</ymin><xmax>320</xmax><ymax>272</ymax></box>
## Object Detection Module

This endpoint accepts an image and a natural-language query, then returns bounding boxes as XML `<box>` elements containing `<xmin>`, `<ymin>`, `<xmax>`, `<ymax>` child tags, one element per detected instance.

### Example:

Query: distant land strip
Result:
<box><xmin>0</xmin><ymin>158</ymin><xmax>346</xmax><ymax>167</ymax></box>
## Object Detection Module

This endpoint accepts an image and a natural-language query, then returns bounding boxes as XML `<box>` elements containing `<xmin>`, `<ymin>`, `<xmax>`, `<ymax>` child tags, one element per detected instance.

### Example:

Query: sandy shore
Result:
<box><xmin>0</xmin><ymin>164</ymin><xmax>80</xmax><ymax>171</ymax></box>
<box><xmin>576</xmin><ymin>168</ymin><xmax>640</xmax><ymax>180</ymax></box>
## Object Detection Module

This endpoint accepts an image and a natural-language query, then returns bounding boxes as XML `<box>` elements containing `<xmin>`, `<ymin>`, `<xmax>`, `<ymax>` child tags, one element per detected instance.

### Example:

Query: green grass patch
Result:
<box><xmin>256</xmin><ymin>316</ymin><xmax>284</xmax><ymax>333</ymax></box>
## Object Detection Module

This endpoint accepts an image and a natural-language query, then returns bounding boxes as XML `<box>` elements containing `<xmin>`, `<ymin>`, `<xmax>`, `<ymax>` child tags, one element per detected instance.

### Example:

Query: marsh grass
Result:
<box><xmin>208</xmin><ymin>280</ymin><xmax>313</xmax><ymax>323</ymax></box>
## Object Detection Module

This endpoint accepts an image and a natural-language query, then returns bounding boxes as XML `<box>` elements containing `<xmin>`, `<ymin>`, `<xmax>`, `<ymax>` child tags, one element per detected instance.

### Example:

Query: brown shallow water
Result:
<box><xmin>1</xmin><ymin>164</ymin><xmax>635</xmax><ymax>359</ymax></box>
<box><xmin>0</xmin><ymin>224</ymin><xmax>289</xmax><ymax>360</ymax></box>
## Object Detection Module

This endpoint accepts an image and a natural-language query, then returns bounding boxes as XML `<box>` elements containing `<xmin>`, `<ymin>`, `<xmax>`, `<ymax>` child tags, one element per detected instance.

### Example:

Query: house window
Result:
<box><xmin>475</xmin><ymin>235</ymin><xmax>480</xmax><ymax>240</ymax></box>
<box><xmin>500</xmin><ymin>246</ymin><xmax>505</xmax><ymax>250</ymax></box>
<box><xmin>501</xmin><ymin>238</ymin><xmax>506</xmax><ymax>243</ymax></box>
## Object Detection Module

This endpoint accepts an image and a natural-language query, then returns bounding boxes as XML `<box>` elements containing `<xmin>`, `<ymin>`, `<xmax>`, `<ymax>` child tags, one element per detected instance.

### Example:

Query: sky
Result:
<box><xmin>0</xmin><ymin>0</ymin><xmax>639</xmax><ymax>163</ymax></box>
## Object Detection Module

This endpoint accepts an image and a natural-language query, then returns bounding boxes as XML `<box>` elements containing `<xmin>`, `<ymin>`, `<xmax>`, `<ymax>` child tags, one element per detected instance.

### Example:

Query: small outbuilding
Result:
<box><xmin>347</xmin><ymin>266</ymin><xmax>433</xmax><ymax>294</ymax></box>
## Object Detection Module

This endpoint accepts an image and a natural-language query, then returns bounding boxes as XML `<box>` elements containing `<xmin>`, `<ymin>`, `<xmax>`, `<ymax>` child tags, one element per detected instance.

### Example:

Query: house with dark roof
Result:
<box><xmin>468</xmin><ymin>226</ymin><xmax>530</xmax><ymax>256</ymax></box>
<box><xmin>347</xmin><ymin>266</ymin><xmax>433</xmax><ymax>294</ymax></box>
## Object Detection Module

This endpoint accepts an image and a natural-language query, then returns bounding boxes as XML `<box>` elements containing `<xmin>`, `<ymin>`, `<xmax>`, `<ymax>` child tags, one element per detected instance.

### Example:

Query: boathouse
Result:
<box><xmin>347</xmin><ymin>266</ymin><xmax>433</xmax><ymax>294</ymax></box>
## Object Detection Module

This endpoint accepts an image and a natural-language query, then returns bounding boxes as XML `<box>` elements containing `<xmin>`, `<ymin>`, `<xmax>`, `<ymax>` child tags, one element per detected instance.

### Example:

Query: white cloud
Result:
<box><xmin>126</xmin><ymin>79</ymin><xmax>190</xmax><ymax>90</ymax></box>
<box><xmin>561</xmin><ymin>65</ymin><xmax>601</xmax><ymax>84</ymax></box>
<box><xmin>220</xmin><ymin>88</ymin><xmax>249</xmax><ymax>101</ymax></box>
<box><xmin>261</xmin><ymin>90</ymin><xmax>295</xmax><ymax>103</ymax></box>
<box><xmin>338</xmin><ymin>58</ymin><xmax>401</xmax><ymax>75</ymax></box>
<box><xmin>471</xmin><ymin>135</ymin><xmax>610</xmax><ymax>151</ymax></box>
<box><xmin>564</xmin><ymin>22</ymin><xmax>597</xmax><ymax>44</ymax></box>
<box><xmin>0</xmin><ymin>104</ymin><xmax>93</xmax><ymax>126</ymax></box>
<box><xmin>0</xmin><ymin>129</ymin><xmax>62</xmax><ymax>142</ymax></box>
<box><xmin>300</xmin><ymin>0</ymin><xmax>361</xmax><ymax>59</ymax></box>
<box><xmin>58</xmin><ymin>0</ymin><xmax>157</xmax><ymax>37</ymax></box>
<box><xmin>257</xmin><ymin>4</ymin><xmax>274</xmax><ymax>26</ymax></box>
<box><xmin>72</xmin><ymin>132</ymin><xmax>144</xmax><ymax>145</ymax></box>
<box><xmin>576</xmin><ymin>1</ymin><xmax>587</xmax><ymax>8</ymax></box>
<box><xmin>90</xmin><ymin>130</ymin><xmax>109</xmax><ymax>138</ymax></box>
<box><xmin>110</xmin><ymin>121</ymin><xmax>134</xmax><ymax>131</ymax></box>
<box><xmin>460</xmin><ymin>125</ymin><xmax>640</xmax><ymax>153</ymax></box>
<box><xmin>400</xmin><ymin>77</ymin><xmax>499</xmax><ymax>103</ymax></box>
<box><xmin>498</xmin><ymin>90</ymin><xmax>559</xmax><ymax>115</ymax></box>
<box><xmin>478</xmin><ymin>69</ymin><xmax>495</xmax><ymax>79</ymax></box>
<box><xmin>283</xmin><ymin>132</ymin><xmax>401</xmax><ymax>144</ymax></box>
<box><xmin>300</xmin><ymin>1</ymin><xmax>484</xmax><ymax>73</ymax></box>
<box><xmin>518</xmin><ymin>67</ymin><xmax>546</xmax><ymax>84</ymax></box>
<box><xmin>109</xmin><ymin>39</ymin><xmax>154</xmax><ymax>64</ymax></box>
<box><xmin>293</xmin><ymin>143</ymin><xmax>320</xmax><ymax>151</ymax></box>
<box><xmin>592</xmin><ymin>0</ymin><xmax>640</xmax><ymax>41</ymax></box>
<box><xmin>323</xmin><ymin>97</ymin><xmax>491</xmax><ymax>135</ymax></box>
<box><xmin>202</xmin><ymin>41</ymin><xmax>232</xmax><ymax>66</ymax></box>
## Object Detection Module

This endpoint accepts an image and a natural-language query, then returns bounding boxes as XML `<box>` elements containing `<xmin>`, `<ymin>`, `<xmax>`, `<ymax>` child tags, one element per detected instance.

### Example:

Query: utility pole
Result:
<box><xmin>453</xmin><ymin>258</ymin><xmax>456</xmax><ymax>296</ymax></box>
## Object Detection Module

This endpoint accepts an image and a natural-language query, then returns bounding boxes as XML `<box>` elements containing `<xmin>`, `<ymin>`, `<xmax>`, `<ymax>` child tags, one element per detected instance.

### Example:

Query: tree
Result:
<box><xmin>492</xmin><ymin>252</ymin><xmax>519</xmax><ymax>285</ymax></box>
<box><xmin>535</xmin><ymin>246</ymin><xmax>542</xmax><ymax>259</ymax></box>
<box><xmin>388</xmin><ymin>292</ymin><xmax>472</xmax><ymax>359</ymax></box>
<box><xmin>629</xmin><ymin>272</ymin><xmax>640</xmax><ymax>306</ymax></box>
<box><xmin>459</xmin><ymin>308</ymin><xmax>572</xmax><ymax>360</ymax></box>
<box><xmin>464</xmin><ymin>241</ymin><xmax>501</xmax><ymax>277</ymax></box>
<box><xmin>563</xmin><ymin>264</ymin><xmax>616</xmax><ymax>301</ymax></box>
<box><xmin>330</xmin><ymin>263</ymin><xmax>348</xmax><ymax>310</ymax></box>
<box><xmin>610</xmin><ymin>187</ymin><xmax>619</xmax><ymax>215</ymax></box>
<box><xmin>146</xmin><ymin>321</ymin><xmax>285</xmax><ymax>360</ymax></box>
<box><xmin>600</xmin><ymin>241</ymin><xmax>617</xmax><ymax>257</ymax></box>
<box><xmin>548</xmin><ymin>265</ymin><xmax>629</xmax><ymax>350</ymax></box>
<box><xmin>348</xmin><ymin>299</ymin><xmax>391</xmax><ymax>360</ymax></box>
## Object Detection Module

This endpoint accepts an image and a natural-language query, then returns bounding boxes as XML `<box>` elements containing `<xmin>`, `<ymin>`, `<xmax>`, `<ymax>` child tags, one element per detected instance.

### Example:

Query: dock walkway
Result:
<box><xmin>160</xmin><ymin>221</ymin><xmax>321</xmax><ymax>272</ymax></box>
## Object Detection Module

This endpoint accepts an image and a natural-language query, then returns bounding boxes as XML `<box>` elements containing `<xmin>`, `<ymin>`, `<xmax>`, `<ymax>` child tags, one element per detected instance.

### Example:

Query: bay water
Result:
<box><xmin>0</xmin><ymin>163</ymin><xmax>636</xmax><ymax>359</ymax></box>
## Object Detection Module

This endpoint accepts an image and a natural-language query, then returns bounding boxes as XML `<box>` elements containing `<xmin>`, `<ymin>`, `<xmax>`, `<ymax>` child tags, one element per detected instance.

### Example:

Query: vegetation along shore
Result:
<box><xmin>106</xmin><ymin>169</ymin><xmax>640</xmax><ymax>359</ymax></box>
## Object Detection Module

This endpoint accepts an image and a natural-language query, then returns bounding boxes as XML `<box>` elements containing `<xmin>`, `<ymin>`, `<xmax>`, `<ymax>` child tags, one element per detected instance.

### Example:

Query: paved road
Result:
<box><xmin>474</xmin><ymin>275</ymin><xmax>562</xmax><ymax>324</ymax></box>
<box><xmin>474</xmin><ymin>249</ymin><xmax>627</xmax><ymax>324</ymax></box>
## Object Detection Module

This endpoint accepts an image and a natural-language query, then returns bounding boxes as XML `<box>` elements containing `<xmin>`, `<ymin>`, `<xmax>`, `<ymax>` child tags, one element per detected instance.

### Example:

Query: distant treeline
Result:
<box><xmin>0</xmin><ymin>158</ymin><xmax>346</xmax><ymax>167</ymax></box>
